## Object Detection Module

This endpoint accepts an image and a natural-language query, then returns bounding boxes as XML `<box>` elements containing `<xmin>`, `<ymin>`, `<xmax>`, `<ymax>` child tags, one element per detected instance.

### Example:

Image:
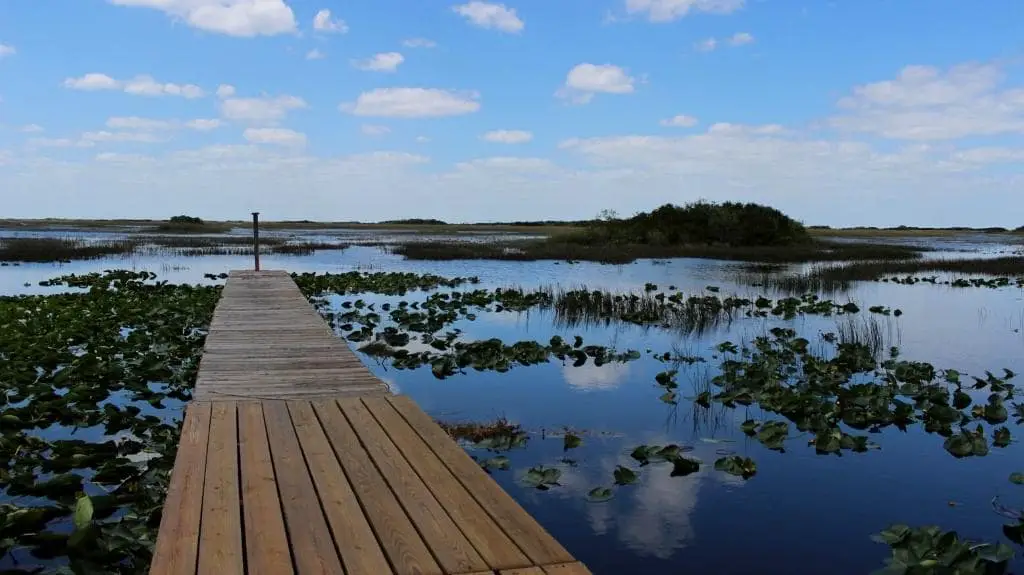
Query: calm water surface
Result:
<box><xmin>2</xmin><ymin>234</ymin><xmax>1023</xmax><ymax>574</ymax></box>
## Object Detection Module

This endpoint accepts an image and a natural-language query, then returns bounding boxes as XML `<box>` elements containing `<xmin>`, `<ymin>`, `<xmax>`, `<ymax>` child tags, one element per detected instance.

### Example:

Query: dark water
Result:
<box><xmin>2</xmin><ymin>234</ymin><xmax>1023</xmax><ymax>574</ymax></box>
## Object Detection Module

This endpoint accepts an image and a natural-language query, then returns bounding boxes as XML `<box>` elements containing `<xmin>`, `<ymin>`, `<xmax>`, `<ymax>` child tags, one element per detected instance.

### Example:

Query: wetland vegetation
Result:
<box><xmin>1</xmin><ymin>205</ymin><xmax>1023</xmax><ymax>574</ymax></box>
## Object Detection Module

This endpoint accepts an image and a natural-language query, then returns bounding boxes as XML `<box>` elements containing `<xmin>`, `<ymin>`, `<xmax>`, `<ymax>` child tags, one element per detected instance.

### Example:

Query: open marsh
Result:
<box><xmin>1</xmin><ymin>226</ymin><xmax>1023</xmax><ymax>574</ymax></box>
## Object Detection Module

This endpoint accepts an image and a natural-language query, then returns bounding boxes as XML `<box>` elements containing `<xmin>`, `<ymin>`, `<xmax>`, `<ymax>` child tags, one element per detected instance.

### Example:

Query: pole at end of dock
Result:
<box><xmin>252</xmin><ymin>212</ymin><xmax>260</xmax><ymax>271</ymax></box>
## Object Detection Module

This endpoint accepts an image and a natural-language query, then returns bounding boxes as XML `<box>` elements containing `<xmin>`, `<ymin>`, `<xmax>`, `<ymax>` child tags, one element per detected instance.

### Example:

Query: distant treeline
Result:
<box><xmin>809</xmin><ymin>225</ymin><xmax>1021</xmax><ymax>233</ymax></box>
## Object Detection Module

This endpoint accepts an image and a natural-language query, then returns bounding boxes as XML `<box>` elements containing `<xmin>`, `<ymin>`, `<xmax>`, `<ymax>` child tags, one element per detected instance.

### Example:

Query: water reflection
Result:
<box><xmin>562</xmin><ymin>361</ymin><xmax>631</xmax><ymax>391</ymax></box>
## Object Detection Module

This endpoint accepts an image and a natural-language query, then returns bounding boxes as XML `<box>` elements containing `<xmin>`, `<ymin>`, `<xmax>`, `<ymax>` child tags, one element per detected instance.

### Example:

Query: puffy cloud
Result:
<box><xmin>452</xmin><ymin>2</ymin><xmax>524</xmax><ymax>33</ymax></box>
<box><xmin>106</xmin><ymin>117</ymin><xmax>175</xmax><ymax>131</ymax></box>
<box><xmin>220</xmin><ymin>94</ymin><xmax>308</xmax><ymax>124</ymax></box>
<box><xmin>361</xmin><ymin>125</ymin><xmax>391</xmax><ymax>136</ymax></box>
<box><xmin>481</xmin><ymin>129</ymin><xmax>533</xmax><ymax>144</ymax></box>
<box><xmin>185</xmin><ymin>119</ymin><xmax>223</xmax><ymax>131</ymax></box>
<box><xmin>216</xmin><ymin>84</ymin><xmax>236</xmax><ymax>99</ymax></box>
<box><xmin>243</xmin><ymin>127</ymin><xmax>307</xmax><ymax>147</ymax></box>
<box><xmin>103</xmin><ymin>117</ymin><xmax>223</xmax><ymax>132</ymax></box>
<box><xmin>108</xmin><ymin>0</ymin><xmax>297</xmax><ymax>37</ymax></box>
<box><xmin>63</xmin><ymin>74</ymin><xmax>204</xmax><ymax>98</ymax></box>
<box><xmin>557</xmin><ymin>63</ymin><xmax>635</xmax><ymax>104</ymax></box>
<box><xmin>625</xmin><ymin>0</ymin><xmax>745</xmax><ymax>22</ymax></box>
<box><xmin>402</xmin><ymin>38</ymin><xmax>437</xmax><ymax>48</ymax></box>
<box><xmin>81</xmin><ymin>131</ymin><xmax>165</xmax><ymax>143</ymax></box>
<box><xmin>660</xmin><ymin>115</ymin><xmax>698</xmax><ymax>127</ymax></box>
<box><xmin>352</xmin><ymin>52</ymin><xmax>404</xmax><ymax>72</ymax></box>
<box><xmin>305</xmin><ymin>49</ymin><xmax>325</xmax><ymax>60</ymax></box>
<box><xmin>0</xmin><ymin>44</ymin><xmax>15</xmax><ymax>58</ymax></box>
<box><xmin>728</xmin><ymin>32</ymin><xmax>754</xmax><ymax>46</ymax></box>
<box><xmin>829</xmin><ymin>62</ymin><xmax>1024</xmax><ymax>140</ymax></box>
<box><xmin>312</xmin><ymin>9</ymin><xmax>347</xmax><ymax>33</ymax></box>
<box><xmin>342</xmin><ymin>88</ymin><xmax>480</xmax><ymax>118</ymax></box>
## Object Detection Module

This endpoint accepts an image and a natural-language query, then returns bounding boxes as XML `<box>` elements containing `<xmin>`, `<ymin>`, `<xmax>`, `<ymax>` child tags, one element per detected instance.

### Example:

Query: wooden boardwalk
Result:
<box><xmin>195</xmin><ymin>270</ymin><xmax>386</xmax><ymax>401</ymax></box>
<box><xmin>151</xmin><ymin>270</ymin><xmax>589</xmax><ymax>575</ymax></box>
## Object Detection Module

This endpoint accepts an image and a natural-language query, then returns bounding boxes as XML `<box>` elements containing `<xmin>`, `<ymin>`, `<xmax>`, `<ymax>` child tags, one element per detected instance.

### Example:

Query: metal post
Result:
<box><xmin>252</xmin><ymin>212</ymin><xmax>260</xmax><ymax>271</ymax></box>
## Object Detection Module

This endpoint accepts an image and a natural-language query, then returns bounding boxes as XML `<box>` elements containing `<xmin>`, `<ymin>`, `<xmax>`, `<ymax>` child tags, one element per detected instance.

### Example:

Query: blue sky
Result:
<box><xmin>0</xmin><ymin>0</ymin><xmax>1022</xmax><ymax>225</ymax></box>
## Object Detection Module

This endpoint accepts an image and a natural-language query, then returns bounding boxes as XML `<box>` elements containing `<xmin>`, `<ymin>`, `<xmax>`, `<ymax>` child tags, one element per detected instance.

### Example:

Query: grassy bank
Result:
<box><xmin>0</xmin><ymin>237</ymin><xmax>138</xmax><ymax>263</ymax></box>
<box><xmin>391</xmin><ymin>239</ymin><xmax>925</xmax><ymax>264</ymax></box>
<box><xmin>749</xmin><ymin>257</ymin><xmax>1024</xmax><ymax>292</ymax></box>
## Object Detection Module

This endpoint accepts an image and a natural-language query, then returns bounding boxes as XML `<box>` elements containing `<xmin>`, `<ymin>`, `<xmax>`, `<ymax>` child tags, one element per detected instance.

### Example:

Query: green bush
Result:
<box><xmin>569</xmin><ymin>202</ymin><xmax>811</xmax><ymax>247</ymax></box>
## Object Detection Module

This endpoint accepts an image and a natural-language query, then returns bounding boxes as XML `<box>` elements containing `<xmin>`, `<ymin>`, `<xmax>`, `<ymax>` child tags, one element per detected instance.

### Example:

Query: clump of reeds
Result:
<box><xmin>546</xmin><ymin>287</ymin><xmax>736</xmax><ymax>335</ymax></box>
<box><xmin>0</xmin><ymin>237</ymin><xmax>138</xmax><ymax>263</ymax></box>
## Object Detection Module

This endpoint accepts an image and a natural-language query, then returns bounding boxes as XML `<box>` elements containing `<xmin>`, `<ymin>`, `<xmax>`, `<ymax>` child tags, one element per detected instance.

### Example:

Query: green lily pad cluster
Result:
<box><xmin>1</xmin><ymin>271</ymin><xmax>219</xmax><ymax>572</ymax></box>
<box><xmin>872</xmin><ymin>524</ymin><xmax>1015</xmax><ymax>574</ymax></box>
<box><xmin>292</xmin><ymin>270</ymin><xmax>480</xmax><ymax>296</ymax></box>
<box><xmin>880</xmin><ymin>275</ymin><xmax>1024</xmax><ymax>289</ymax></box>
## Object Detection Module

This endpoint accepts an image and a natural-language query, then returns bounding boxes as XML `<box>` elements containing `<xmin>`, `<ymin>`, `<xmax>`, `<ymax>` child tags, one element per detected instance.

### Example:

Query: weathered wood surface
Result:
<box><xmin>151</xmin><ymin>270</ymin><xmax>590</xmax><ymax>574</ymax></box>
<box><xmin>150</xmin><ymin>397</ymin><xmax>587</xmax><ymax>575</ymax></box>
<box><xmin>194</xmin><ymin>270</ymin><xmax>387</xmax><ymax>401</ymax></box>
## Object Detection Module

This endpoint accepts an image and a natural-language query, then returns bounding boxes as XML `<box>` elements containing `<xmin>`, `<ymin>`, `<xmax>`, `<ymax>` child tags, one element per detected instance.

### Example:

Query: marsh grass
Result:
<box><xmin>547</xmin><ymin>287</ymin><xmax>736</xmax><ymax>335</ymax></box>
<box><xmin>0</xmin><ymin>236</ymin><xmax>138</xmax><ymax>262</ymax></box>
<box><xmin>765</xmin><ymin>257</ymin><xmax>1024</xmax><ymax>287</ymax></box>
<box><xmin>833</xmin><ymin>315</ymin><xmax>901</xmax><ymax>359</ymax></box>
<box><xmin>391</xmin><ymin>239</ymin><xmax>925</xmax><ymax>264</ymax></box>
<box><xmin>136</xmin><ymin>235</ymin><xmax>286</xmax><ymax>248</ymax></box>
<box><xmin>151</xmin><ymin>241</ymin><xmax>350</xmax><ymax>257</ymax></box>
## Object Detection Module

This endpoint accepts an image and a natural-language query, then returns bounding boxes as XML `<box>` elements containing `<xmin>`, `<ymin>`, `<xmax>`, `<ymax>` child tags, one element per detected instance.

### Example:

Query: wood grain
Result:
<box><xmin>313</xmin><ymin>399</ymin><xmax>442</xmax><ymax>575</ymax></box>
<box><xmin>364</xmin><ymin>396</ymin><xmax>531</xmax><ymax>571</ymax></box>
<box><xmin>150</xmin><ymin>403</ymin><xmax>211</xmax><ymax>575</ymax></box>
<box><xmin>197</xmin><ymin>402</ymin><xmax>243</xmax><ymax>574</ymax></box>
<box><xmin>238</xmin><ymin>402</ymin><xmax>293</xmax><ymax>575</ymax></box>
<box><xmin>388</xmin><ymin>395</ymin><xmax>575</xmax><ymax>566</ymax></box>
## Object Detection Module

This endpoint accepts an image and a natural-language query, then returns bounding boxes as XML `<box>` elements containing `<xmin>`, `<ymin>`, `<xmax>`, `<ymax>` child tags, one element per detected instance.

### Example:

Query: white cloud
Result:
<box><xmin>557</xmin><ymin>63</ymin><xmax>636</xmax><ymax>104</ymax></box>
<box><xmin>660</xmin><ymin>115</ymin><xmax>698</xmax><ymax>127</ymax></box>
<box><xmin>220</xmin><ymin>94</ymin><xmax>308</xmax><ymax>124</ymax></box>
<box><xmin>243</xmin><ymin>127</ymin><xmax>307</xmax><ymax>147</ymax></box>
<box><xmin>402</xmin><ymin>38</ymin><xmax>437</xmax><ymax>48</ymax></box>
<box><xmin>829</xmin><ymin>62</ymin><xmax>1024</xmax><ymax>140</ymax></box>
<box><xmin>695</xmin><ymin>38</ymin><xmax>717</xmax><ymax>52</ymax></box>
<box><xmin>342</xmin><ymin>88</ymin><xmax>481</xmax><ymax>118</ymax></box>
<box><xmin>19</xmin><ymin>125</ymin><xmax>44</xmax><ymax>133</ymax></box>
<box><xmin>96</xmin><ymin>152</ymin><xmax>154</xmax><ymax>163</ymax></box>
<box><xmin>352</xmin><ymin>52</ymin><xmax>404</xmax><ymax>72</ymax></box>
<box><xmin>26</xmin><ymin>138</ymin><xmax>95</xmax><ymax>149</ymax></box>
<box><xmin>63</xmin><ymin>73</ymin><xmax>120</xmax><ymax>91</ymax></box>
<box><xmin>305</xmin><ymin>49</ymin><xmax>326</xmax><ymax>60</ymax></box>
<box><xmin>106</xmin><ymin>117</ymin><xmax>175</xmax><ymax>131</ymax></box>
<box><xmin>482</xmin><ymin>129</ymin><xmax>533</xmax><ymax>144</ymax></box>
<box><xmin>728</xmin><ymin>32</ymin><xmax>754</xmax><ymax>46</ymax></box>
<box><xmin>108</xmin><ymin>0</ymin><xmax>297</xmax><ymax>37</ymax></box>
<box><xmin>216</xmin><ymin>84</ymin><xmax>236</xmax><ymax>99</ymax></box>
<box><xmin>81</xmin><ymin>131</ymin><xmax>165</xmax><ymax>143</ymax></box>
<box><xmin>186</xmin><ymin>119</ymin><xmax>223</xmax><ymax>131</ymax></box>
<box><xmin>361</xmin><ymin>125</ymin><xmax>391</xmax><ymax>136</ymax></box>
<box><xmin>312</xmin><ymin>9</ymin><xmax>347</xmax><ymax>33</ymax></box>
<box><xmin>453</xmin><ymin>2</ymin><xmax>524</xmax><ymax>33</ymax></box>
<box><xmin>0</xmin><ymin>44</ymin><xmax>15</xmax><ymax>58</ymax></box>
<box><xmin>63</xmin><ymin>74</ymin><xmax>204</xmax><ymax>98</ymax></box>
<box><xmin>625</xmin><ymin>0</ymin><xmax>745</xmax><ymax>22</ymax></box>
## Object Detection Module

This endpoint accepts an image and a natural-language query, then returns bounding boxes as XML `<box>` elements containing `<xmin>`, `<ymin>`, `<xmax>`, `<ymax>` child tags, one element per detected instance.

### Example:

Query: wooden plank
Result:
<box><xmin>288</xmin><ymin>402</ymin><xmax>393</xmax><ymax>575</ymax></box>
<box><xmin>363</xmin><ymin>396</ymin><xmax>531</xmax><ymax>571</ymax></box>
<box><xmin>542</xmin><ymin>563</ymin><xmax>592</xmax><ymax>574</ymax></box>
<box><xmin>237</xmin><ymin>402</ymin><xmax>293</xmax><ymax>575</ymax></box>
<box><xmin>312</xmin><ymin>400</ymin><xmax>442</xmax><ymax>575</ymax></box>
<box><xmin>388</xmin><ymin>395</ymin><xmax>575</xmax><ymax>566</ymax></box>
<box><xmin>150</xmin><ymin>402</ymin><xmax>212</xmax><ymax>575</ymax></box>
<box><xmin>263</xmin><ymin>401</ymin><xmax>345</xmax><ymax>574</ymax></box>
<box><xmin>198</xmin><ymin>402</ymin><xmax>243</xmax><ymax>574</ymax></box>
<box><xmin>340</xmin><ymin>398</ymin><xmax>490</xmax><ymax>575</ymax></box>
<box><xmin>498</xmin><ymin>569</ymin><xmax>545</xmax><ymax>575</ymax></box>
